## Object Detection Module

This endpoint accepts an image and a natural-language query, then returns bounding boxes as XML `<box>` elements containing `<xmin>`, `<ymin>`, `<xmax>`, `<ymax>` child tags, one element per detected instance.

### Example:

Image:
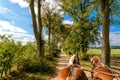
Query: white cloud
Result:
<box><xmin>11</xmin><ymin>21</ymin><xmax>15</xmax><ymax>24</ymax></box>
<box><xmin>9</xmin><ymin>0</ymin><xmax>61</xmax><ymax>9</ymax></box>
<box><xmin>10</xmin><ymin>0</ymin><xmax>29</xmax><ymax>8</ymax></box>
<box><xmin>42</xmin><ymin>0</ymin><xmax>62</xmax><ymax>14</ymax></box>
<box><xmin>44</xmin><ymin>35</ymin><xmax>48</xmax><ymax>40</ymax></box>
<box><xmin>96</xmin><ymin>32</ymin><xmax>120</xmax><ymax>46</ymax></box>
<box><xmin>0</xmin><ymin>6</ymin><xmax>20</xmax><ymax>19</ymax></box>
<box><xmin>43</xmin><ymin>0</ymin><xmax>61</xmax><ymax>9</ymax></box>
<box><xmin>0</xmin><ymin>20</ymin><xmax>27</xmax><ymax>33</ymax></box>
<box><xmin>0</xmin><ymin>7</ymin><xmax>10</xmax><ymax>14</ymax></box>
<box><xmin>110</xmin><ymin>32</ymin><xmax>120</xmax><ymax>46</ymax></box>
<box><xmin>0</xmin><ymin>20</ymin><xmax>35</xmax><ymax>44</ymax></box>
<box><xmin>63</xmin><ymin>20</ymin><xmax>73</xmax><ymax>25</ymax></box>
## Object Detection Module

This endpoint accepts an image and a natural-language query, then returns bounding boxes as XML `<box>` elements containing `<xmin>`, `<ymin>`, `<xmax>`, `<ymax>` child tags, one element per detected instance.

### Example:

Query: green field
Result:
<box><xmin>87</xmin><ymin>49</ymin><xmax>120</xmax><ymax>57</ymax></box>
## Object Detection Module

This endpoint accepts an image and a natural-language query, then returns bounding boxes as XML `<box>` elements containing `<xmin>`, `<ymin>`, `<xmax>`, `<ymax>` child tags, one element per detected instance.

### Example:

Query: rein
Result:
<box><xmin>82</xmin><ymin>67</ymin><xmax>120</xmax><ymax>79</ymax></box>
<box><xmin>82</xmin><ymin>68</ymin><xmax>93</xmax><ymax>73</ymax></box>
<box><xmin>94</xmin><ymin>70</ymin><xmax>120</xmax><ymax>80</ymax></box>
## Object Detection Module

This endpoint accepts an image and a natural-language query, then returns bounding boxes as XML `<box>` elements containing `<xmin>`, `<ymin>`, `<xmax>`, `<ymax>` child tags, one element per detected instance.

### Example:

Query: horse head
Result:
<box><xmin>67</xmin><ymin>54</ymin><xmax>80</xmax><ymax>66</ymax></box>
<box><xmin>90</xmin><ymin>56</ymin><xmax>101</xmax><ymax>67</ymax></box>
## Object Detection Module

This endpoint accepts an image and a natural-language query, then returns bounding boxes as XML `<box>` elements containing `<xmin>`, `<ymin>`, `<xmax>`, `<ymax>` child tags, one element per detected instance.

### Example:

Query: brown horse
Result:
<box><xmin>57</xmin><ymin>54</ymin><xmax>88</xmax><ymax>80</ymax></box>
<box><xmin>90</xmin><ymin>56</ymin><xmax>114</xmax><ymax>80</ymax></box>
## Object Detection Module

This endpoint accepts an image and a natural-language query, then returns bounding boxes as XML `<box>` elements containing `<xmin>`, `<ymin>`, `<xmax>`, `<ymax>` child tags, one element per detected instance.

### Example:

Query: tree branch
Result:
<box><xmin>29</xmin><ymin>0</ymin><xmax>39</xmax><ymax>41</ymax></box>
<box><xmin>109</xmin><ymin>0</ymin><xmax>115</xmax><ymax>6</ymax></box>
<box><xmin>99</xmin><ymin>0</ymin><xmax>105</xmax><ymax>11</ymax></box>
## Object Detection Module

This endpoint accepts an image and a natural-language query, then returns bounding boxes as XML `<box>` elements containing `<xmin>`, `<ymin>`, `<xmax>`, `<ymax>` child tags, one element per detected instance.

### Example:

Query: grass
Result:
<box><xmin>88</xmin><ymin>49</ymin><xmax>120</xmax><ymax>57</ymax></box>
<box><xmin>81</xmin><ymin>60</ymin><xmax>92</xmax><ymax>70</ymax></box>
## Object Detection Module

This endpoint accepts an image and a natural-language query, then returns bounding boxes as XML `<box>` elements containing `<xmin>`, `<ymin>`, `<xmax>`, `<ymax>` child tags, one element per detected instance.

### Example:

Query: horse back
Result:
<box><xmin>73</xmin><ymin>67</ymin><xmax>88</xmax><ymax>80</ymax></box>
<box><xmin>57</xmin><ymin>67</ymin><xmax>69</xmax><ymax>80</ymax></box>
<box><xmin>57</xmin><ymin>66</ymin><xmax>88</xmax><ymax>80</ymax></box>
<box><xmin>93</xmin><ymin>67</ymin><xmax>114</xmax><ymax>80</ymax></box>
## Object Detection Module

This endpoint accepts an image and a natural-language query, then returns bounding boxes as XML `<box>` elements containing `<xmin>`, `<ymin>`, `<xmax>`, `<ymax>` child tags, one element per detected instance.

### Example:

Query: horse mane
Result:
<box><xmin>67</xmin><ymin>54</ymin><xmax>80</xmax><ymax>66</ymax></box>
<box><xmin>91</xmin><ymin>56</ymin><xmax>100</xmax><ymax>62</ymax></box>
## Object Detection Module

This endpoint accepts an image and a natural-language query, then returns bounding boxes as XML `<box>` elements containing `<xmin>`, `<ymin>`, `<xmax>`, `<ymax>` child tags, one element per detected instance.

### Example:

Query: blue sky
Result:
<box><xmin>0</xmin><ymin>0</ymin><xmax>34</xmax><ymax>44</ymax></box>
<box><xmin>0</xmin><ymin>0</ymin><xmax>120</xmax><ymax>46</ymax></box>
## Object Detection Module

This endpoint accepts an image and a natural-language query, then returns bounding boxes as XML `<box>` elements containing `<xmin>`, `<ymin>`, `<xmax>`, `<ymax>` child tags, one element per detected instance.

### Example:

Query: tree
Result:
<box><xmin>29</xmin><ymin>0</ymin><xmax>43</xmax><ymax>58</ymax></box>
<box><xmin>95</xmin><ymin>0</ymin><xmax>119</xmax><ymax>67</ymax></box>
<box><xmin>110</xmin><ymin>0</ymin><xmax>120</xmax><ymax>24</ymax></box>
<box><xmin>42</xmin><ymin>1</ymin><xmax>69</xmax><ymax>55</ymax></box>
<box><xmin>59</xmin><ymin>0</ymin><xmax>100</xmax><ymax>54</ymax></box>
<box><xmin>96</xmin><ymin>0</ymin><xmax>115</xmax><ymax>66</ymax></box>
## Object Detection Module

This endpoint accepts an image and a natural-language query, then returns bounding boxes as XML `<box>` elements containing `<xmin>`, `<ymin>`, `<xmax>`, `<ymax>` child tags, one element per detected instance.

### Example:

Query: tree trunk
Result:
<box><xmin>100</xmin><ymin>0</ymin><xmax>110</xmax><ymax>66</ymax></box>
<box><xmin>29</xmin><ymin>0</ymin><xmax>43</xmax><ymax>58</ymax></box>
<box><xmin>48</xmin><ymin>14</ymin><xmax>52</xmax><ymax>54</ymax></box>
<box><xmin>47</xmin><ymin>11</ymin><xmax>51</xmax><ymax>47</ymax></box>
<box><xmin>38</xmin><ymin>0</ymin><xmax>44</xmax><ymax>57</ymax></box>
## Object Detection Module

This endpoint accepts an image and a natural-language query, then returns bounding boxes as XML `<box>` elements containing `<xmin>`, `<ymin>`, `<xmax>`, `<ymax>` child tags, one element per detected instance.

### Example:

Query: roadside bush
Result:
<box><xmin>45</xmin><ymin>48</ymin><xmax>60</xmax><ymax>61</ymax></box>
<box><xmin>45</xmin><ymin>54</ymin><xmax>54</xmax><ymax>61</ymax></box>
<box><xmin>22</xmin><ymin>59</ymin><xmax>54</xmax><ymax>74</ymax></box>
<box><xmin>51</xmin><ymin>48</ymin><xmax>61</xmax><ymax>57</ymax></box>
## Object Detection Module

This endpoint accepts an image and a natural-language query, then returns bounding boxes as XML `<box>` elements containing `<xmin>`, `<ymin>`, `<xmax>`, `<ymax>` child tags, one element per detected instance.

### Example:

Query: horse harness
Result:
<box><xmin>92</xmin><ymin>62</ymin><xmax>120</xmax><ymax>80</ymax></box>
<box><xmin>67</xmin><ymin>64</ymin><xmax>80</xmax><ymax>80</ymax></box>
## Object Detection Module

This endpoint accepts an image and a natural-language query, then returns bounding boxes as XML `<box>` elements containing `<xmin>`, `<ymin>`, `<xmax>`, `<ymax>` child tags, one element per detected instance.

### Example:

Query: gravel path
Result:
<box><xmin>50</xmin><ymin>53</ymin><xmax>92</xmax><ymax>80</ymax></box>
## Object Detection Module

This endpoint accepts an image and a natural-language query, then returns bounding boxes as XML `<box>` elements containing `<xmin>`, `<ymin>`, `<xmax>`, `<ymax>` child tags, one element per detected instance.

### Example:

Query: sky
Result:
<box><xmin>0</xmin><ymin>0</ymin><xmax>120</xmax><ymax>46</ymax></box>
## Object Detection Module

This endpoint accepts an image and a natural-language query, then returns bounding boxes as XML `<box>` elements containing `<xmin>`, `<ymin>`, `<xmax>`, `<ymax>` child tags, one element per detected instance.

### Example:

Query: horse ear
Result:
<box><xmin>67</xmin><ymin>54</ymin><xmax>76</xmax><ymax>66</ymax></box>
<box><xmin>90</xmin><ymin>55</ymin><xmax>94</xmax><ymax>61</ymax></box>
<box><xmin>90</xmin><ymin>55</ymin><xmax>92</xmax><ymax>61</ymax></box>
<box><xmin>90</xmin><ymin>55</ymin><xmax>96</xmax><ymax>64</ymax></box>
<box><xmin>76</xmin><ymin>53</ymin><xmax>80</xmax><ymax>65</ymax></box>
